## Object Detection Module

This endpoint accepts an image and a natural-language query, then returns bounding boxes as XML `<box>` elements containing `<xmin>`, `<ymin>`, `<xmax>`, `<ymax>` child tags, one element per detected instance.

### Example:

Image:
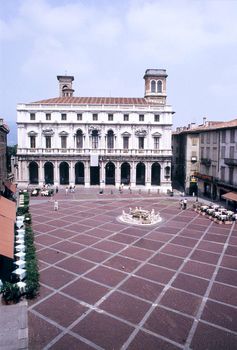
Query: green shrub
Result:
<box><xmin>1</xmin><ymin>282</ymin><xmax>21</xmax><ymax>303</ymax></box>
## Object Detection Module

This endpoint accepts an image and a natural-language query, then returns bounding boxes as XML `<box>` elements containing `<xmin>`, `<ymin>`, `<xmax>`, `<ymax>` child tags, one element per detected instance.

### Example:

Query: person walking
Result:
<box><xmin>54</xmin><ymin>200</ymin><xmax>59</xmax><ymax>211</ymax></box>
<box><xmin>183</xmin><ymin>198</ymin><xmax>187</xmax><ymax>209</ymax></box>
<box><xmin>65</xmin><ymin>187</ymin><xmax>68</xmax><ymax>195</ymax></box>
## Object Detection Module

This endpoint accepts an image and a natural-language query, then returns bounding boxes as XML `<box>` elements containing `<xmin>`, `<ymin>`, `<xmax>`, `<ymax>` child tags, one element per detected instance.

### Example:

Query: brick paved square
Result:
<box><xmin>135</xmin><ymin>264</ymin><xmax>175</xmax><ymax>284</ymax></box>
<box><xmin>40</xmin><ymin>266</ymin><xmax>76</xmax><ymax>289</ymax></box>
<box><xmin>149</xmin><ymin>253</ymin><xmax>183</xmax><ymax>270</ymax></box>
<box><xmin>143</xmin><ymin>306</ymin><xmax>193</xmax><ymax>344</ymax></box>
<box><xmin>104</xmin><ymin>255</ymin><xmax>141</xmax><ymax>273</ymax></box>
<box><xmin>77</xmin><ymin>247</ymin><xmax>112</xmax><ymax>263</ymax></box>
<box><xmin>33</xmin><ymin>293</ymin><xmax>88</xmax><ymax>327</ymax></box>
<box><xmin>56</xmin><ymin>256</ymin><xmax>95</xmax><ymax>275</ymax></box>
<box><xmin>181</xmin><ymin>260</ymin><xmax>216</xmax><ymax>279</ymax></box>
<box><xmin>209</xmin><ymin>282</ymin><xmax>237</xmax><ymax>306</ymax></box>
<box><xmin>50</xmin><ymin>334</ymin><xmax>94</xmax><ymax>350</ymax></box>
<box><xmin>100</xmin><ymin>291</ymin><xmax>151</xmax><ymax>324</ymax></box>
<box><xmin>37</xmin><ymin>248</ymin><xmax>68</xmax><ymax>264</ymax></box>
<box><xmin>127</xmin><ymin>330</ymin><xmax>180</xmax><ymax>350</ymax></box>
<box><xmin>61</xmin><ymin>278</ymin><xmax>109</xmax><ymax>304</ymax></box>
<box><xmin>85</xmin><ymin>265</ymin><xmax>128</xmax><ymax>287</ymax></box>
<box><xmin>215</xmin><ymin>267</ymin><xmax>237</xmax><ymax>287</ymax></box>
<box><xmin>72</xmin><ymin>311</ymin><xmax>134</xmax><ymax>349</ymax></box>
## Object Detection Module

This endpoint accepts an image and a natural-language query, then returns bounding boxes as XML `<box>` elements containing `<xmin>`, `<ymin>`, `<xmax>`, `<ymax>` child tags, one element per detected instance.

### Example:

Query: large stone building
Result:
<box><xmin>16</xmin><ymin>69</ymin><xmax>174</xmax><ymax>191</ymax></box>
<box><xmin>172</xmin><ymin>118</ymin><xmax>237</xmax><ymax>201</ymax></box>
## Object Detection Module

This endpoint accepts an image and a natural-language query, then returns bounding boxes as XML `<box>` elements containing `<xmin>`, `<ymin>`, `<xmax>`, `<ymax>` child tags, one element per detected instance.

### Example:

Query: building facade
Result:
<box><xmin>0</xmin><ymin>118</ymin><xmax>9</xmax><ymax>194</ymax></box>
<box><xmin>16</xmin><ymin>69</ymin><xmax>174</xmax><ymax>191</ymax></box>
<box><xmin>172</xmin><ymin>119</ymin><xmax>237</xmax><ymax>200</ymax></box>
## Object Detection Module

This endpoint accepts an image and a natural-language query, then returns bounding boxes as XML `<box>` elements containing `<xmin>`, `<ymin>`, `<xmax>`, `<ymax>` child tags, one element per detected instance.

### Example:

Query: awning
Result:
<box><xmin>4</xmin><ymin>181</ymin><xmax>17</xmax><ymax>194</ymax></box>
<box><xmin>0</xmin><ymin>216</ymin><xmax>14</xmax><ymax>259</ymax></box>
<box><xmin>222</xmin><ymin>192</ymin><xmax>237</xmax><ymax>202</ymax></box>
<box><xmin>0</xmin><ymin>195</ymin><xmax>16</xmax><ymax>220</ymax></box>
<box><xmin>0</xmin><ymin>196</ymin><xmax>16</xmax><ymax>259</ymax></box>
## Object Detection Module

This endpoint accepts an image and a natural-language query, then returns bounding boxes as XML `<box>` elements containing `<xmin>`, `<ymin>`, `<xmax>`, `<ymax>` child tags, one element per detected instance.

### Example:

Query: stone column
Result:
<box><xmin>100</xmin><ymin>160</ymin><xmax>105</xmax><ymax>188</ymax></box>
<box><xmin>69</xmin><ymin>161</ymin><xmax>74</xmax><ymax>186</ymax></box>
<box><xmin>39</xmin><ymin>160</ymin><xmax>44</xmax><ymax>186</ymax></box>
<box><xmin>146</xmin><ymin>162</ymin><xmax>151</xmax><ymax>189</ymax></box>
<box><xmin>115</xmin><ymin>161</ymin><xmax>120</xmax><ymax>187</ymax></box>
<box><xmin>131</xmin><ymin>162</ymin><xmax>136</xmax><ymax>188</ymax></box>
<box><xmin>54</xmin><ymin>160</ymin><xmax>59</xmax><ymax>186</ymax></box>
<box><xmin>85</xmin><ymin>161</ymin><xmax>90</xmax><ymax>187</ymax></box>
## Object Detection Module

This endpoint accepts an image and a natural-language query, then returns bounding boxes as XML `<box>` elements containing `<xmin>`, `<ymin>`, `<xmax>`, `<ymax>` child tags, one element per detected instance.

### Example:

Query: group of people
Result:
<box><xmin>65</xmin><ymin>185</ymin><xmax>76</xmax><ymax>195</ymax></box>
<box><xmin>179</xmin><ymin>198</ymin><xmax>188</xmax><ymax>210</ymax></box>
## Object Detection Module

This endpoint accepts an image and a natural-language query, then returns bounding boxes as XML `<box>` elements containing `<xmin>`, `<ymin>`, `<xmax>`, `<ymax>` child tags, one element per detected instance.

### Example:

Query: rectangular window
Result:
<box><xmin>93</xmin><ymin>113</ymin><xmax>98</xmax><ymax>121</ymax></box>
<box><xmin>30</xmin><ymin>113</ymin><xmax>35</xmax><ymax>120</ymax></box>
<box><xmin>230</xmin><ymin>146</ymin><xmax>235</xmax><ymax>158</ymax></box>
<box><xmin>206</xmin><ymin>133</ymin><xmax>210</xmax><ymax>144</ymax></box>
<box><xmin>230</xmin><ymin>129</ymin><xmax>235</xmax><ymax>143</ymax></box>
<box><xmin>213</xmin><ymin>132</ymin><xmax>217</xmax><ymax>144</ymax></box>
<box><xmin>61</xmin><ymin>136</ymin><xmax>67</xmax><ymax>149</ymax></box>
<box><xmin>61</xmin><ymin>113</ymin><xmax>67</xmax><ymax>121</ymax></box>
<box><xmin>213</xmin><ymin>147</ymin><xmax>217</xmax><ymax>160</ymax></box>
<box><xmin>45</xmin><ymin>136</ymin><xmax>51</xmax><ymax>149</ymax></box>
<box><xmin>191</xmin><ymin>137</ymin><xmax>197</xmax><ymax>146</ymax></box>
<box><xmin>201</xmin><ymin>147</ymin><xmax>204</xmax><ymax>158</ymax></box>
<box><xmin>212</xmin><ymin>165</ymin><xmax>217</xmax><ymax>177</ymax></box>
<box><xmin>46</xmin><ymin>113</ymin><xmax>51</xmax><ymax>121</ymax></box>
<box><xmin>221</xmin><ymin>146</ymin><xmax>225</xmax><ymax>158</ymax></box>
<box><xmin>206</xmin><ymin>147</ymin><xmax>210</xmax><ymax>158</ymax></box>
<box><xmin>124</xmin><ymin>114</ymin><xmax>129</xmax><ymax>121</ymax></box>
<box><xmin>92</xmin><ymin>135</ymin><xmax>98</xmax><ymax>149</ymax></box>
<box><xmin>77</xmin><ymin>113</ymin><xmax>82</xmax><ymax>121</ymax></box>
<box><xmin>221</xmin><ymin>130</ymin><xmax>226</xmax><ymax>143</ymax></box>
<box><xmin>154</xmin><ymin>137</ymin><xmax>159</xmax><ymax>149</ymax></box>
<box><xmin>139</xmin><ymin>137</ymin><xmax>144</xmax><ymax>149</ymax></box>
<box><xmin>139</xmin><ymin>114</ymin><xmax>144</xmax><ymax>122</ymax></box>
<box><xmin>221</xmin><ymin>166</ymin><xmax>225</xmax><ymax>180</ymax></box>
<box><xmin>201</xmin><ymin>133</ymin><xmax>204</xmax><ymax>143</ymax></box>
<box><xmin>229</xmin><ymin>167</ymin><xmax>234</xmax><ymax>184</ymax></box>
<box><xmin>154</xmin><ymin>114</ymin><xmax>160</xmax><ymax>122</ymax></box>
<box><xmin>108</xmin><ymin>114</ymin><xmax>113</xmax><ymax>121</ymax></box>
<box><xmin>30</xmin><ymin>136</ymin><xmax>36</xmax><ymax>148</ymax></box>
<box><xmin>123</xmin><ymin>137</ymin><xmax>129</xmax><ymax>149</ymax></box>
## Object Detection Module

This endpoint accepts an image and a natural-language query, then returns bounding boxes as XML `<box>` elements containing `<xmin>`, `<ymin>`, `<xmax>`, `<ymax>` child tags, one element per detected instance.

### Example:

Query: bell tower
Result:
<box><xmin>57</xmin><ymin>75</ymin><xmax>74</xmax><ymax>97</ymax></box>
<box><xmin>143</xmin><ymin>69</ymin><xmax>167</xmax><ymax>104</ymax></box>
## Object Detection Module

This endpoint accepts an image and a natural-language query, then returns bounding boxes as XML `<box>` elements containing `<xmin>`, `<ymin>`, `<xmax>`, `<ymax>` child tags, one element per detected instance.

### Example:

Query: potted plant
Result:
<box><xmin>1</xmin><ymin>282</ymin><xmax>21</xmax><ymax>304</ymax></box>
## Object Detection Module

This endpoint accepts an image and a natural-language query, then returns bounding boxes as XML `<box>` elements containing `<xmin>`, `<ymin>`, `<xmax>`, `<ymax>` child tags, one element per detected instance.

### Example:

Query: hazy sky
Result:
<box><xmin>1</xmin><ymin>0</ymin><xmax>237</xmax><ymax>144</ymax></box>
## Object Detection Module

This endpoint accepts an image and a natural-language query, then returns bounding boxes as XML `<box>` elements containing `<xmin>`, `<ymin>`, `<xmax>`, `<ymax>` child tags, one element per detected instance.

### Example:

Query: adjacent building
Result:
<box><xmin>0</xmin><ymin>118</ymin><xmax>9</xmax><ymax>194</ymax></box>
<box><xmin>16</xmin><ymin>69</ymin><xmax>174</xmax><ymax>191</ymax></box>
<box><xmin>172</xmin><ymin>118</ymin><xmax>237</xmax><ymax>201</ymax></box>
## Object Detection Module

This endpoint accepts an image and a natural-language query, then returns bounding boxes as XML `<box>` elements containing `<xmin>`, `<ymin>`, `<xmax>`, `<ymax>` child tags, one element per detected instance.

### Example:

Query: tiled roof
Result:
<box><xmin>32</xmin><ymin>97</ymin><xmax>160</xmax><ymax>106</ymax></box>
<box><xmin>173</xmin><ymin>119</ymin><xmax>237</xmax><ymax>135</ymax></box>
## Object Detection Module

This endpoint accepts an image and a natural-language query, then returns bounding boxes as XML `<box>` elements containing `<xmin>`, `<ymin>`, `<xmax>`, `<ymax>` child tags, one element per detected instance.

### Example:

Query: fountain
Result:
<box><xmin>119</xmin><ymin>207</ymin><xmax>162</xmax><ymax>225</ymax></box>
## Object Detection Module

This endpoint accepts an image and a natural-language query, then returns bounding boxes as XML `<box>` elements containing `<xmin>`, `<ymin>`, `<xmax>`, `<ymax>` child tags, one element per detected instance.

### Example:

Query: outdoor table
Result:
<box><xmin>207</xmin><ymin>208</ymin><xmax>215</xmax><ymax>214</ymax></box>
<box><xmin>14</xmin><ymin>260</ymin><xmax>25</xmax><ymax>269</ymax></box>
<box><xmin>15</xmin><ymin>251</ymin><xmax>26</xmax><ymax>260</ymax></box>
<box><xmin>12</xmin><ymin>268</ymin><xmax>26</xmax><ymax>281</ymax></box>
<box><xmin>200</xmin><ymin>205</ymin><xmax>208</xmax><ymax>211</ymax></box>
<box><xmin>212</xmin><ymin>204</ymin><xmax>220</xmax><ymax>209</ymax></box>
<box><xmin>219</xmin><ymin>214</ymin><xmax>227</xmax><ymax>221</ymax></box>
<box><xmin>15</xmin><ymin>244</ymin><xmax>25</xmax><ymax>252</ymax></box>
<box><xmin>17</xmin><ymin>281</ymin><xmax>26</xmax><ymax>293</ymax></box>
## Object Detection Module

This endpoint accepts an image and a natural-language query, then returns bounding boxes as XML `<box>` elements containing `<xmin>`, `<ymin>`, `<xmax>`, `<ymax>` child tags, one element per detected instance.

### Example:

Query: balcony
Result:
<box><xmin>201</xmin><ymin>158</ymin><xmax>212</xmax><ymax>167</ymax></box>
<box><xmin>224</xmin><ymin>158</ymin><xmax>237</xmax><ymax>166</ymax></box>
<box><xmin>17</xmin><ymin>148</ymin><xmax>173</xmax><ymax>157</ymax></box>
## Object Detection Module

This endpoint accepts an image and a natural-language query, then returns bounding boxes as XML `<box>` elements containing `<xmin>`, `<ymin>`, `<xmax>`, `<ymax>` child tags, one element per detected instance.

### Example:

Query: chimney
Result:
<box><xmin>57</xmin><ymin>75</ymin><xmax>74</xmax><ymax>97</ymax></box>
<box><xmin>203</xmin><ymin>116</ymin><xmax>207</xmax><ymax>125</ymax></box>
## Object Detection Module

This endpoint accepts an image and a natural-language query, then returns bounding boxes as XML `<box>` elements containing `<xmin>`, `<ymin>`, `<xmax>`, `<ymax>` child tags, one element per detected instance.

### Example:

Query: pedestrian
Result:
<box><xmin>183</xmin><ymin>198</ymin><xmax>187</xmax><ymax>209</ymax></box>
<box><xmin>56</xmin><ymin>186</ymin><xmax>58</xmax><ymax>194</ymax></box>
<box><xmin>179</xmin><ymin>199</ymin><xmax>183</xmax><ymax>210</ymax></box>
<box><xmin>54</xmin><ymin>200</ymin><xmax>58</xmax><ymax>211</ymax></box>
<box><xmin>65</xmin><ymin>187</ymin><xmax>68</xmax><ymax>195</ymax></box>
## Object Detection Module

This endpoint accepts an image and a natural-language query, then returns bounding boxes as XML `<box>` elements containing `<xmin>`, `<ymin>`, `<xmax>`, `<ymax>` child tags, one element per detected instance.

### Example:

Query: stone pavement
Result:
<box><xmin>27</xmin><ymin>189</ymin><xmax>237</xmax><ymax>350</ymax></box>
<box><xmin>0</xmin><ymin>300</ymin><xmax>28</xmax><ymax>349</ymax></box>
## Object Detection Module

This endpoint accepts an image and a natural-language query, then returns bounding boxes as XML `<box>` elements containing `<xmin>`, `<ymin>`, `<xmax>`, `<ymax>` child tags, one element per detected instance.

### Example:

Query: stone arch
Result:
<box><xmin>75</xmin><ymin>161</ymin><xmax>84</xmax><ymax>184</ymax></box>
<box><xmin>105</xmin><ymin>161</ymin><xmax>115</xmax><ymax>185</ymax></box>
<box><xmin>44</xmin><ymin>161</ymin><xmax>54</xmax><ymax>184</ymax></box>
<box><xmin>59</xmin><ymin>161</ymin><xmax>69</xmax><ymax>185</ymax></box>
<box><xmin>29</xmin><ymin>161</ymin><xmax>39</xmax><ymax>184</ymax></box>
<box><xmin>121</xmin><ymin>162</ymin><xmax>130</xmax><ymax>185</ymax></box>
<box><xmin>151</xmin><ymin>162</ymin><xmax>161</xmax><ymax>185</ymax></box>
<box><xmin>136</xmin><ymin>162</ymin><xmax>145</xmax><ymax>185</ymax></box>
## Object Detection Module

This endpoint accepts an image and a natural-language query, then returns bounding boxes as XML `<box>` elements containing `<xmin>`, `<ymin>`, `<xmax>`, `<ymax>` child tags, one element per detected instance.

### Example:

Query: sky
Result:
<box><xmin>1</xmin><ymin>0</ymin><xmax>237</xmax><ymax>144</ymax></box>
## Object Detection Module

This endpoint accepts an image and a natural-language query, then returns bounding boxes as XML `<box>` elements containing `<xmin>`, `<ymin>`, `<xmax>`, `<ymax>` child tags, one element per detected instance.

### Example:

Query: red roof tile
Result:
<box><xmin>31</xmin><ymin>97</ymin><xmax>160</xmax><ymax>106</ymax></box>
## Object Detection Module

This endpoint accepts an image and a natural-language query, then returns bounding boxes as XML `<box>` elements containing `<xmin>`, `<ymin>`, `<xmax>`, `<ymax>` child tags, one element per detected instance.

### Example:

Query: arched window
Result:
<box><xmin>151</xmin><ymin>80</ymin><xmax>156</xmax><ymax>93</ymax></box>
<box><xmin>76</xmin><ymin>129</ymin><xmax>83</xmax><ymax>148</ymax></box>
<box><xmin>157</xmin><ymin>80</ymin><xmax>162</xmax><ymax>93</ymax></box>
<box><xmin>107</xmin><ymin>130</ymin><xmax>114</xmax><ymax>149</ymax></box>
<box><xmin>29</xmin><ymin>161</ymin><xmax>39</xmax><ymax>184</ymax></box>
